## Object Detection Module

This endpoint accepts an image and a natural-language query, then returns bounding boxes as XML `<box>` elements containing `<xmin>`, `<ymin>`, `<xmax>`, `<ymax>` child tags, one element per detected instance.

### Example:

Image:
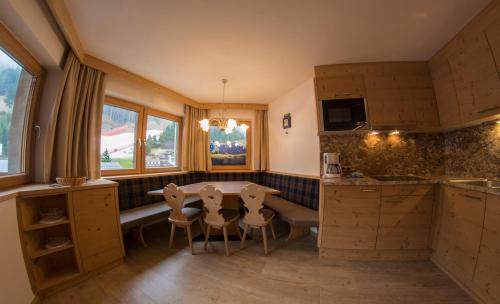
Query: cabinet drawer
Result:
<box><xmin>382</xmin><ymin>185</ymin><xmax>433</xmax><ymax>197</ymax></box>
<box><xmin>75</xmin><ymin>212</ymin><xmax>120</xmax><ymax>256</ymax></box>
<box><xmin>82</xmin><ymin>245</ymin><xmax>123</xmax><ymax>273</ymax></box>
<box><xmin>324</xmin><ymin>186</ymin><xmax>380</xmax><ymax>200</ymax></box>
<box><xmin>73</xmin><ymin>188</ymin><xmax>116</xmax><ymax>215</ymax></box>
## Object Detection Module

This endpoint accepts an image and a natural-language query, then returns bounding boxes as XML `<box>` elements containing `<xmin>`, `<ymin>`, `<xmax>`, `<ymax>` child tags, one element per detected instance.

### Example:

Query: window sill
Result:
<box><xmin>103</xmin><ymin>169</ymin><xmax>264</xmax><ymax>180</ymax></box>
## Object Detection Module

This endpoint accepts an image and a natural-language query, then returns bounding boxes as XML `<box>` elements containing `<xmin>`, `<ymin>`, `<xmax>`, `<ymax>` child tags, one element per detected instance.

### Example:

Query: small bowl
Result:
<box><xmin>56</xmin><ymin>176</ymin><xmax>87</xmax><ymax>186</ymax></box>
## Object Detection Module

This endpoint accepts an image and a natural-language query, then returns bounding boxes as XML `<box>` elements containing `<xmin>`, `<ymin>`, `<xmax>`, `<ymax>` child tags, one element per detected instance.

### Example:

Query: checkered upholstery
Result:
<box><xmin>113</xmin><ymin>171</ymin><xmax>318</xmax><ymax>211</ymax></box>
<box><xmin>261</xmin><ymin>172</ymin><xmax>320</xmax><ymax>210</ymax></box>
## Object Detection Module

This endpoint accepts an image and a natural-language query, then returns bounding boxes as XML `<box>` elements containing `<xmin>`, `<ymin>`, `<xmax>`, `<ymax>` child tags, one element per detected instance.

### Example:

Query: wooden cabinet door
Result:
<box><xmin>73</xmin><ymin>187</ymin><xmax>123</xmax><ymax>273</ymax></box>
<box><xmin>473</xmin><ymin>194</ymin><xmax>500</xmax><ymax>303</ymax></box>
<box><xmin>448</xmin><ymin>22</ymin><xmax>500</xmax><ymax>122</ymax></box>
<box><xmin>429</xmin><ymin>52</ymin><xmax>462</xmax><ymax>127</ymax></box>
<box><xmin>434</xmin><ymin>186</ymin><xmax>486</xmax><ymax>284</ymax></box>
<box><xmin>315</xmin><ymin>75</ymin><xmax>366</xmax><ymax>101</ymax></box>
<box><xmin>321</xmin><ymin>186</ymin><xmax>380</xmax><ymax>250</ymax></box>
<box><xmin>377</xmin><ymin>192</ymin><xmax>433</xmax><ymax>250</ymax></box>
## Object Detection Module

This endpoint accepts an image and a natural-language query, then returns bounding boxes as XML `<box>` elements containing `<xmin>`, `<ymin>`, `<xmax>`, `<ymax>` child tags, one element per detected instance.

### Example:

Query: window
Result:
<box><xmin>209</xmin><ymin>122</ymin><xmax>251</xmax><ymax>170</ymax></box>
<box><xmin>100</xmin><ymin>97</ymin><xmax>182</xmax><ymax>175</ymax></box>
<box><xmin>0</xmin><ymin>24</ymin><xmax>42</xmax><ymax>188</ymax></box>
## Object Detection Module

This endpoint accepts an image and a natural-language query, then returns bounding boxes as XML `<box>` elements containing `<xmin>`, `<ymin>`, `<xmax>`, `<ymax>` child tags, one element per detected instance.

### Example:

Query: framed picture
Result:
<box><xmin>283</xmin><ymin>113</ymin><xmax>291</xmax><ymax>129</ymax></box>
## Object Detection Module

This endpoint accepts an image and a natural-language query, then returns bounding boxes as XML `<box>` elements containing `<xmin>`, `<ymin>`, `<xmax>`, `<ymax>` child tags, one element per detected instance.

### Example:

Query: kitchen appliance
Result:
<box><xmin>323</xmin><ymin>152</ymin><xmax>342</xmax><ymax>178</ymax></box>
<box><xmin>320</xmin><ymin>98</ymin><xmax>368</xmax><ymax>132</ymax></box>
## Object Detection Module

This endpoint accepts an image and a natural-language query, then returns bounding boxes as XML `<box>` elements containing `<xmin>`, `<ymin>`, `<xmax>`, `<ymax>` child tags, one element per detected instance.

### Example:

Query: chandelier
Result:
<box><xmin>199</xmin><ymin>79</ymin><xmax>249</xmax><ymax>134</ymax></box>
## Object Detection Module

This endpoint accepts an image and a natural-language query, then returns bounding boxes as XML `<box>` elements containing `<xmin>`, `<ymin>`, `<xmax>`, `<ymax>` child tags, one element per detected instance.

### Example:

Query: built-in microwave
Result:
<box><xmin>320</xmin><ymin>98</ymin><xmax>369</xmax><ymax>132</ymax></box>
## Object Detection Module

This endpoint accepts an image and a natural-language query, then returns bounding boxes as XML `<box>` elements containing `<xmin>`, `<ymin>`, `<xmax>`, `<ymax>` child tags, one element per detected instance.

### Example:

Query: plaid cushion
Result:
<box><xmin>114</xmin><ymin>171</ymin><xmax>318</xmax><ymax>211</ymax></box>
<box><xmin>261</xmin><ymin>172</ymin><xmax>319</xmax><ymax>210</ymax></box>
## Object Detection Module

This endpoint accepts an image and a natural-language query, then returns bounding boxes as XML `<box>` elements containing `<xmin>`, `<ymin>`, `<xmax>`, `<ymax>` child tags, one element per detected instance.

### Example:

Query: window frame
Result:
<box><xmin>142</xmin><ymin>108</ymin><xmax>183</xmax><ymax>173</ymax></box>
<box><xmin>0</xmin><ymin>23</ymin><xmax>43</xmax><ymax>189</ymax></box>
<box><xmin>209</xmin><ymin>120</ymin><xmax>252</xmax><ymax>171</ymax></box>
<box><xmin>100</xmin><ymin>96</ymin><xmax>182</xmax><ymax>176</ymax></box>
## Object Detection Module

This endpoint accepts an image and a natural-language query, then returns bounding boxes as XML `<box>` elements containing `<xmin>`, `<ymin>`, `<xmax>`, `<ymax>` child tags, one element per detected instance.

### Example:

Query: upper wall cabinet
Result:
<box><xmin>429</xmin><ymin>0</ymin><xmax>500</xmax><ymax>128</ymax></box>
<box><xmin>314</xmin><ymin>62</ymin><xmax>440</xmax><ymax>131</ymax></box>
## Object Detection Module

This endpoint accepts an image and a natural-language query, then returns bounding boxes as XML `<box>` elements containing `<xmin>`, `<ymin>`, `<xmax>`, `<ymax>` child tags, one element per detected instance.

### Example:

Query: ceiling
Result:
<box><xmin>65</xmin><ymin>0</ymin><xmax>490</xmax><ymax>103</ymax></box>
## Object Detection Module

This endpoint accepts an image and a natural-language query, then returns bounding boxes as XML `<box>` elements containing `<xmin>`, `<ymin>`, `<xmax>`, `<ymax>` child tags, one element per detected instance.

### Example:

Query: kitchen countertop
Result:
<box><xmin>321</xmin><ymin>176</ymin><xmax>500</xmax><ymax>195</ymax></box>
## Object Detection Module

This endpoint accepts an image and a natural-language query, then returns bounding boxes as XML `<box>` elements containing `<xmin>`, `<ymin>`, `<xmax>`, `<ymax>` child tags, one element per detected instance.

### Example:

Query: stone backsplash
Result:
<box><xmin>320</xmin><ymin>121</ymin><xmax>500</xmax><ymax>178</ymax></box>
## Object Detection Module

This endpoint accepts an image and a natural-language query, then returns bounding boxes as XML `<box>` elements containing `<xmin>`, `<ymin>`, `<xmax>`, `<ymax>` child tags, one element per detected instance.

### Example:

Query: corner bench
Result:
<box><xmin>264</xmin><ymin>195</ymin><xmax>319</xmax><ymax>240</ymax></box>
<box><xmin>119</xmin><ymin>196</ymin><xmax>201</xmax><ymax>246</ymax></box>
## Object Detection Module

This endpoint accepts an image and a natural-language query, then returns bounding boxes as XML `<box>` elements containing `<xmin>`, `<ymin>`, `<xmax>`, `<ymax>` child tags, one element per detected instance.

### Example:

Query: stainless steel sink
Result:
<box><xmin>371</xmin><ymin>175</ymin><xmax>428</xmax><ymax>182</ymax></box>
<box><xmin>448</xmin><ymin>179</ymin><xmax>500</xmax><ymax>189</ymax></box>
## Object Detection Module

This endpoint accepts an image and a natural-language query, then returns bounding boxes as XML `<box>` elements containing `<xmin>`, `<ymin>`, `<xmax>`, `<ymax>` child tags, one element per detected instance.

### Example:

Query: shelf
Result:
<box><xmin>30</xmin><ymin>243</ymin><xmax>74</xmax><ymax>259</ymax></box>
<box><xmin>36</xmin><ymin>266</ymin><xmax>80</xmax><ymax>291</ymax></box>
<box><xmin>24</xmin><ymin>219</ymin><xmax>70</xmax><ymax>232</ymax></box>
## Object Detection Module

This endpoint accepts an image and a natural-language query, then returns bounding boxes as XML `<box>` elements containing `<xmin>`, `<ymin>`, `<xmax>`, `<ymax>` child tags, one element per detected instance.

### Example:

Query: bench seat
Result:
<box><xmin>120</xmin><ymin>196</ymin><xmax>201</xmax><ymax>246</ymax></box>
<box><xmin>264</xmin><ymin>195</ymin><xmax>319</xmax><ymax>240</ymax></box>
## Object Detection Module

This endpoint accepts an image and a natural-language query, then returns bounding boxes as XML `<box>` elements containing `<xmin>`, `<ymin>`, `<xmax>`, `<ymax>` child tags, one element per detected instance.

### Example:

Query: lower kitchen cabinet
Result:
<box><xmin>433</xmin><ymin>186</ymin><xmax>486</xmax><ymax>284</ymax></box>
<box><xmin>471</xmin><ymin>194</ymin><xmax>500</xmax><ymax>304</ymax></box>
<box><xmin>319</xmin><ymin>183</ymin><xmax>435</xmax><ymax>259</ymax></box>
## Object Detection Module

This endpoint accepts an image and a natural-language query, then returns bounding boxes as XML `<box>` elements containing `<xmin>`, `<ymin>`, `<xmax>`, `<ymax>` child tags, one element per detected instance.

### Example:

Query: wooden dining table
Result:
<box><xmin>147</xmin><ymin>181</ymin><xmax>280</xmax><ymax>197</ymax></box>
<box><xmin>148</xmin><ymin>181</ymin><xmax>280</xmax><ymax>236</ymax></box>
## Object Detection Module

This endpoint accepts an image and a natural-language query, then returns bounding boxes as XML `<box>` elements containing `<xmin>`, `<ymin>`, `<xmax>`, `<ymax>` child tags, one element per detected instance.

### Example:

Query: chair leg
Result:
<box><xmin>236</xmin><ymin>220</ymin><xmax>242</xmax><ymax>240</ymax></box>
<box><xmin>261</xmin><ymin>226</ymin><xmax>269</xmax><ymax>255</ymax></box>
<box><xmin>204</xmin><ymin>225</ymin><xmax>211</xmax><ymax>250</ymax></box>
<box><xmin>169</xmin><ymin>223</ymin><xmax>176</xmax><ymax>249</ymax></box>
<box><xmin>198</xmin><ymin>218</ymin><xmax>206</xmax><ymax>238</ymax></box>
<box><xmin>186</xmin><ymin>224</ymin><xmax>193</xmax><ymax>255</ymax></box>
<box><xmin>270</xmin><ymin>220</ymin><xmax>277</xmax><ymax>241</ymax></box>
<box><xmin>222</xmin><ymin>226</ymin><xmax>230</xmax><ymax>256</ymax></box>
<box><xmin>240</xmin><ymin>223</ymin><xmax>249</xmax><ymax>249</ymax></box>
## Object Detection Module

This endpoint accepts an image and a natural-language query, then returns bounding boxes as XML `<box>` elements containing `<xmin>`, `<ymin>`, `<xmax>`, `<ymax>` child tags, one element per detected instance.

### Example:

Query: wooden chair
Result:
<box><xmin>163</xmin><ymin>183</ymin><xmax>205</xmax><ymax>254</ymax></box>
<box><xmin>200</xmin><ymin>185</ymin><xmax>241</xmax><ymax>256</ymax></box>
<box><xmin>240</xmin><ymin>184</ymin><xmax>276</xmax><ymax>255</ymax></box>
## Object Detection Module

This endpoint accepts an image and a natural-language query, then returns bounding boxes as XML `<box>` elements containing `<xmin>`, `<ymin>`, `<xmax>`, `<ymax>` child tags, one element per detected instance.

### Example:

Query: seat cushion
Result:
<box><xmin>219</xmin><ymin>208</ymin><xmax>239</xmax><ymax>221</ymax></box>
<box><xmin>183</xmin><ymin>195</ymin><xmax>203</xmax><ymax>209</ymax></box>
<box><xmin>120</xmin><ymin>201</ymin><xmax>172</xmax><ymax>230</ymax></box>
<box><xmin>264</xmin><ymin>195</ymin><xmax>319</xmax><ymax>227</ymax></box>
<box><xmin>181</xmin><ymin>207</ymin><xmax>203</xmax><ymax>220</ymax></box>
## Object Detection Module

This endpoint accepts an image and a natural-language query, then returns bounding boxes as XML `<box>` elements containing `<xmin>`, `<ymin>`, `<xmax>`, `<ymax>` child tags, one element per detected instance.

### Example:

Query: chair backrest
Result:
<box><xmin>240</xmin><ymin>183</ymin><xmax>266</xmax><ymax>225</ymax></box>
<box><xmin>163</xmin><ymin>183</ymin><xmax>186</xmax><ymax>221</ymax></box>
<box><xmin>199</xmin><ymin>185</ymin><xmax>224</xmax><ymax>226</ymax></box>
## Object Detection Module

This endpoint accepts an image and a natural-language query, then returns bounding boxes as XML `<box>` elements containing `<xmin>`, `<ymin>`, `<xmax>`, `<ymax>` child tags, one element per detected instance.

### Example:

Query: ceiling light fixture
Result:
<box><xmin>199</xmin><ymin>79</ymin><xmax>248</xmax><ymax>134</ymax></box>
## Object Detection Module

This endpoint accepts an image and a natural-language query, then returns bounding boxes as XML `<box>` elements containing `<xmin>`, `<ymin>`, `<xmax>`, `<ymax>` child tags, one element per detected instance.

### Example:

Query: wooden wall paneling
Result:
<box><xmin>472</xmin><ymin>194</ymin><xmax>500</xmax><ymax>304</ymax></box>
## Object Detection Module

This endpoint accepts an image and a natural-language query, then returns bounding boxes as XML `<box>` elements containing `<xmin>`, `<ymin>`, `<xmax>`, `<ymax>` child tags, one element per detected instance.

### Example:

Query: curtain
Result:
<box><xmin>254</xmin><ymin>110</ymin><xmax>269</xmax><ymax>171</ymax></box>
<box><xmin>182</xmin><ymin>105</ymin><xmax>209</xmax><ymax>171</ymax></box>
<box><xmin>43</xmin><ymin>51</ymin><xmax>106</xmax><ymax>182</ymax></box>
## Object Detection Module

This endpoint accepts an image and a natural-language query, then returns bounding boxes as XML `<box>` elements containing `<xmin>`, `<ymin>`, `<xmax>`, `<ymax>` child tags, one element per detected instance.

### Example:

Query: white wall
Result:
<box><xmin>268</xmin><ymin>78</ymin><xmax>320</xmax><ymax>177</ymax></box>
<box><xmin>0</xmin><ymin>198</ymin><xmax>34</xmax><ymax>304</ymax></box>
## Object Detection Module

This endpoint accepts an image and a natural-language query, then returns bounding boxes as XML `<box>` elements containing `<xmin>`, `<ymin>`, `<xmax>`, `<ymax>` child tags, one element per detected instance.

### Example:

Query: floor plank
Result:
<box><xmin>42</xmin><ymin>222</ymin><xmax>475</xmax><ymax>304</ymax></box>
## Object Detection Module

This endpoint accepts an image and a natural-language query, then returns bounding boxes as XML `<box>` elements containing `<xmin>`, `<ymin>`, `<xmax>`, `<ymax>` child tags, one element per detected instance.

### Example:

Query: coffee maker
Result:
<box><xmin>323</xmin><ymin>152</ymin><xmax>342</xmax><ymax>178</ymax></box>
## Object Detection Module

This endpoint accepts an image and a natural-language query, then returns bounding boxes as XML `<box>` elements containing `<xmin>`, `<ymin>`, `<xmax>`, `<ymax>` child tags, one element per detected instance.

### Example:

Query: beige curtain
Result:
<box><xmin>44</xmin><ymin>51</ymin><xmax>106</xmax><ymax>182</ymax></box>
<box><xmin>182</xmin><ymin>105</ymin><xmax>209</xmax><ymax>171</ymax></box>
<box><xmin>254</xmin><ymin>110</ymin><xmax>269</xmax><ymax>171</ymax></box>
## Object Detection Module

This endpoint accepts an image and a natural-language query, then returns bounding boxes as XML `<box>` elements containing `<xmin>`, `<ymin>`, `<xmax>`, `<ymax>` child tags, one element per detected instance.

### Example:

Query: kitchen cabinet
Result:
<box><xmin>377</xmin><ymin>185</ymin><xmax>434</xmax><ymax>250</ymax></box>
<box><xmin>320</xmin><ymin>185</ymin><xmax>380</xmax><ymax>250</ymax></box>
<box><xmin>433</xmin><ymin>186</ymin><xmax>486</xmax><ymax>285</ymax></box>
<box><xmin>319</xmin><ymin>183</ymin><xmax>435</xmax><ymax>259</ymax></box>
<box><xmin>428</xmin><ymin>0</ymin><xmax>500</xmax><ymax>128</ymax></box>
<box><xmin>472</xmin><ymin>194</ymin><xmax>500</xmax><ymax>304</ymax></box>
<box><xmin>314</xmin><ymin>62</ymin><xmax>440</xmax><ymax>132</ymax></box>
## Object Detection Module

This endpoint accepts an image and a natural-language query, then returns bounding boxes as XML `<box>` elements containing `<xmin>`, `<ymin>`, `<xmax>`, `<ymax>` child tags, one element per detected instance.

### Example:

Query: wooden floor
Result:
<box><xmin>42</xmin><ymin>222</ymin><xmax>474</xmax><ymax>304</ymax></box>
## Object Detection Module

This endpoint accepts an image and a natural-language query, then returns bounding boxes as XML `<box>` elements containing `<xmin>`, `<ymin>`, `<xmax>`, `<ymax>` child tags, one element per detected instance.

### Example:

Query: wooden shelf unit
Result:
<box><xmin>17</xmin><ymin>192</ymin><xmax>82</xmax><ymax>294</ymax></box>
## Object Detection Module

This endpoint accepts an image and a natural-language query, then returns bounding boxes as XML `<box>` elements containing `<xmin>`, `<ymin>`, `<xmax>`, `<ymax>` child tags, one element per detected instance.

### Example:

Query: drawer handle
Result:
<box><xmin>361</xmin><ymin>189</ymin><xmax>377</xmax><ymax>192</ymax></box>
<box><xmin>478</xmin><ymin>105</ymin><xmax>500</xmax><ymax>114</ymax></box>
<box><xmin>463</xmin><ymin>194</ymin><xmax>482</xmax><ymax>201</ymax></box>
<box><xmin>385</xmin><ymin>200</ymin><xmax>403</xmax><ymax>203</ymax></box>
